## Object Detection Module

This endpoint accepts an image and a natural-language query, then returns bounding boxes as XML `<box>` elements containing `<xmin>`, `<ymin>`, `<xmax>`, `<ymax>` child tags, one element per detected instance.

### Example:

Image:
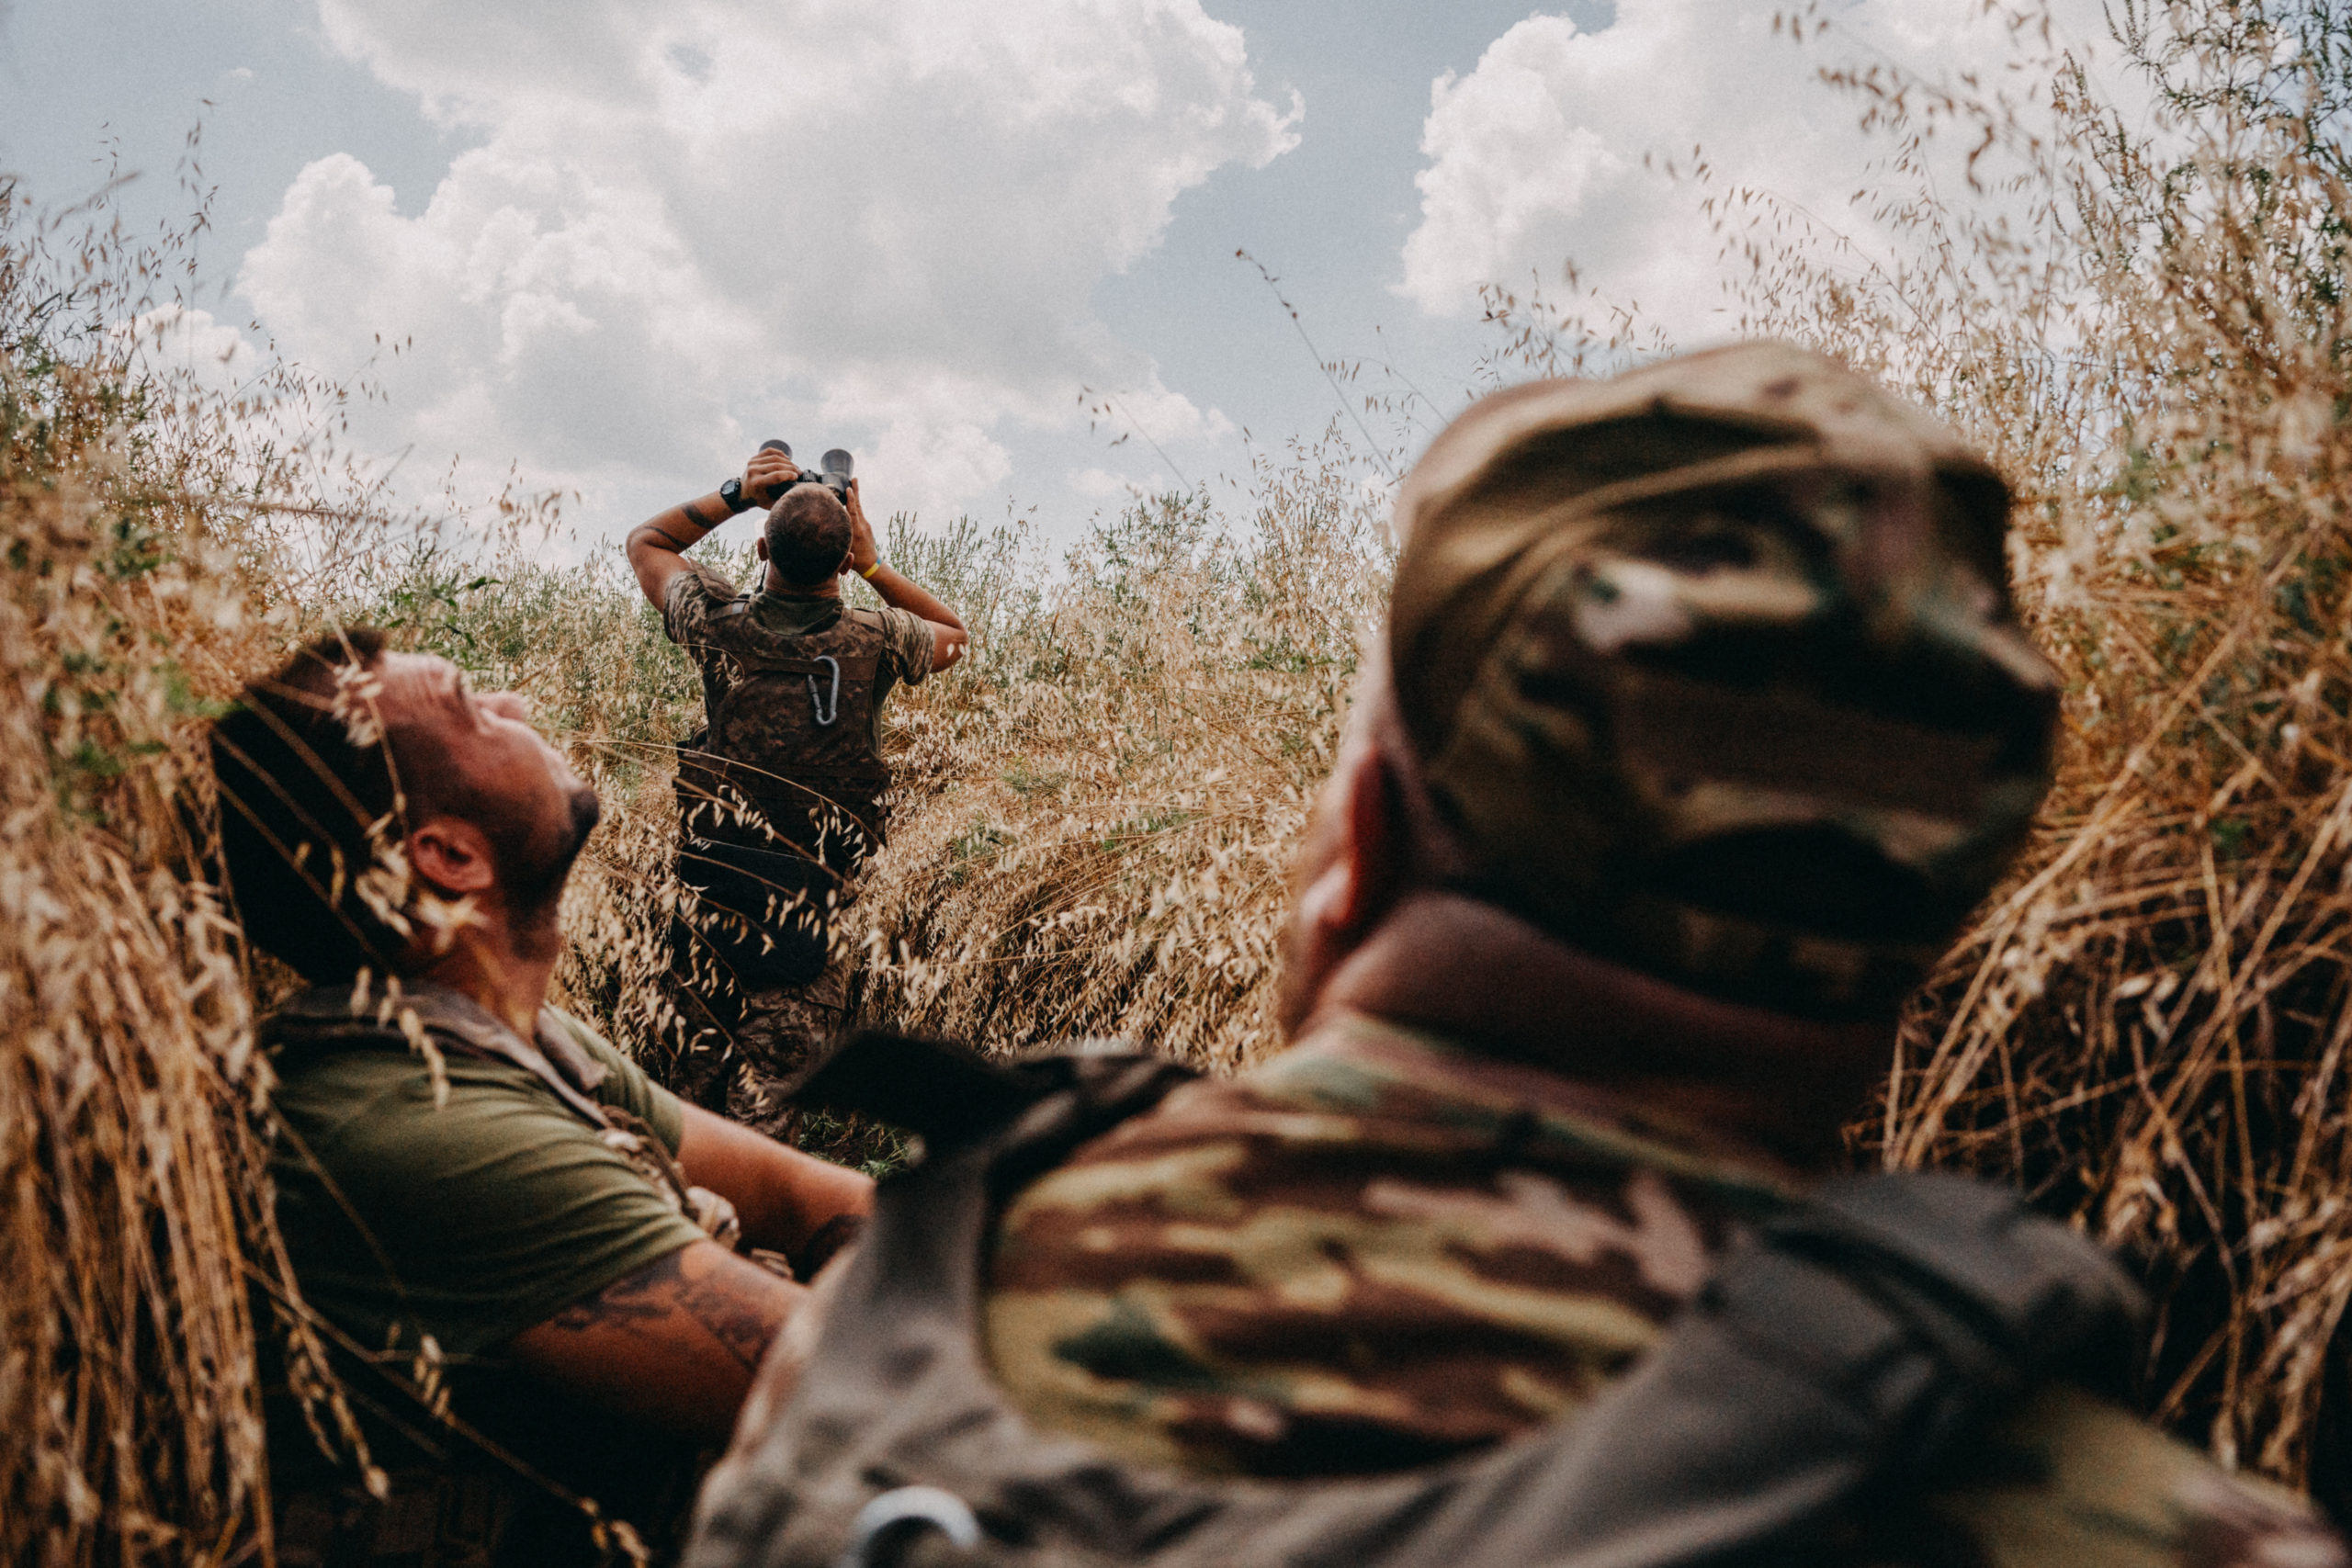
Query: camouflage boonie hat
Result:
<box><xmin>1388</xmin><ymin>342</ymin><xmax>2059</xmax><ymax>1018</ymax></box>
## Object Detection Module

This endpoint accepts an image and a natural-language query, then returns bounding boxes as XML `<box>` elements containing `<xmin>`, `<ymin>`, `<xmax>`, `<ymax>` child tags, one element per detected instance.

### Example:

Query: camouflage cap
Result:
<box><xmin>1388</xmin><ymin>342</ymin><xmax>2059</xmax><ymax>1018</ymax></box>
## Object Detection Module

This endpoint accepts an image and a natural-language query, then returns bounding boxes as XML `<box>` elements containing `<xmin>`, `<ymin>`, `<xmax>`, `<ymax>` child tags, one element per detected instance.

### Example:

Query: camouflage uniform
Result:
<box><xmin>981</xmin><ymin>1014</ymin><xmax>2336</xmax><ymax>1558</ymax></box>
<box><xmin>709</xmin><ymin>959</ymin><xmax>851</xmax><ymax>1141</ymax></box>
<box><xmin>984</xmin><ymin>1013</ymin><xmax>1780</xmax><ymax>1475</ymax></box>
<box><xmin>661</xmin><ymin>564</ymin><xmax>933</xmax><ymax>1131</ymax></box>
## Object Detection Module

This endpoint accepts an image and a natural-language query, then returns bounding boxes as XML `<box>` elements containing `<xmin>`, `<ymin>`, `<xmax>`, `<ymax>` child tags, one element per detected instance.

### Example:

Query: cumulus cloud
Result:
<box><xmin>1068</xmin><ymin>465</ymin><xmax>1148</xmax><ymax>501</ymax></box>
<box><xmin>238</xmin><ymin>0</ymin><xmax>1297</xmax><ymax>528</ymax></box>
<box><xmin>122</xmin><ymin>304</ymin><xmax>266</xmax><ymax>392</ymax></box>
<box><xmin>1397</xmin><ymin>0</ymin><xmax>2122</xmax><ymax>341</ymax></box>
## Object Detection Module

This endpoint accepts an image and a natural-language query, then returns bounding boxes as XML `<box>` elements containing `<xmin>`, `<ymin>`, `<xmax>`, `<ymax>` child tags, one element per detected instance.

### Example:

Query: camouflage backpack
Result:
<box><xmin>677</xmin><ymin>597</ymin><xmax>895</xmax><ymax>869</ymax></box>
<box><xmin>682</xmin><ymin>1037</ymin><xmax>2188</xmax><ymax>1568</ymax></box>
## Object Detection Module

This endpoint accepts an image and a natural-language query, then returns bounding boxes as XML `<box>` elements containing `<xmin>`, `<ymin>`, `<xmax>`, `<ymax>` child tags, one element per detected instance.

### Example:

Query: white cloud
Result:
<box><xmin>1397</xmin><ymin>0</ymin><xmax>2124</xmax><ymax>342</ymax></box>
<box><xmin>1069</xmin><ymin>465</ymin><xmax>1147</xmax><ymax>500</ymax></box>
<box><xmin>121</xmin><ymin>304</ymin><xmax>265</xmax><ymax>392</ymax></box>
<box><xmin>238</xmin><ymin>0</ymin><xmax>1298</xmax><ymax>530</ymax></box>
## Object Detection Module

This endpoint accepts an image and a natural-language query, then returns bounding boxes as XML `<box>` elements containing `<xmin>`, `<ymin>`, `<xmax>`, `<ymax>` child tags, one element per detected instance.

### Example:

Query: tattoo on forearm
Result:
<box><xmin>548</xmin><ymin>1247</ymin><xmax>785</xmax><ymax>1371</ymax></box>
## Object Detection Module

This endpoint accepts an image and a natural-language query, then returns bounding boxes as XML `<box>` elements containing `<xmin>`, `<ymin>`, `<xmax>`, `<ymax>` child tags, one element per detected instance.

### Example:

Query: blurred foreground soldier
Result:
<box><xmin>210</xmin><ymin>632</ymin><xmax>873</xmax><ymax>1565</ymax></box>
<box><xmin>627</xmin><ymin>448</ymin><xmax>968</xmax><ymax>1134</ymax></box>
<box><xmin>688</xmin><ymin>344</ymin><xmax>2348</xmax><ymax>1568</ymax></box>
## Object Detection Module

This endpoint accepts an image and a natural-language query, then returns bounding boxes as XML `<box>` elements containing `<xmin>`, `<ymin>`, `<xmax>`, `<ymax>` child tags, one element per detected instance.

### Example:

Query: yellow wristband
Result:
<box><xmin>861</xmin><ymin>561</ymin><xmax>884</xmax><ymax>580</ymax></box>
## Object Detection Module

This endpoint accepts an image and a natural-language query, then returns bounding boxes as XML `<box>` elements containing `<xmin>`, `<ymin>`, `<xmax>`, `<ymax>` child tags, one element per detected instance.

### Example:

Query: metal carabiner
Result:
<box><xmin>834</xmin><ymin>1485</ymin><xmax>981</xmax><ymax>1568</ymax></box>
<box><xmin>808</xmin><ymin>655</ymin><xmax>842</xmax><ymax>728</ymax></box>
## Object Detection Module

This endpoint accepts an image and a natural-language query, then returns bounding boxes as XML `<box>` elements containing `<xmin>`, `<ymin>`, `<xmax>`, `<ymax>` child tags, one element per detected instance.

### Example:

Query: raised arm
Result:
<box><xmin>845</xmin><ymin>480</ymin><xmax>970</xmax><ymax>672</ymax></box>
<box><xmin>624</xmin><ymin>446</ymin><xmax>799</xmax><ymax>610</ymax></box>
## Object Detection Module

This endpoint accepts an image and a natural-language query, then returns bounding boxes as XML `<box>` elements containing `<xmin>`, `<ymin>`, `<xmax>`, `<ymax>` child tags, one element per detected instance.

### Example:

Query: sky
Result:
<box><xmin>0</xmin><ymin>0</ymin><xmax>2119</xmax><ymax>547</ymax></box>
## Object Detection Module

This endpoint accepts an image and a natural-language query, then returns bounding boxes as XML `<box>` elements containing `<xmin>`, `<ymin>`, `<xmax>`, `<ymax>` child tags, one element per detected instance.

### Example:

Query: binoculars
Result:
<box><xmin>762</xmin><ymin>439</ymin><xmax>854</xmax><ymax>502</ymax></box>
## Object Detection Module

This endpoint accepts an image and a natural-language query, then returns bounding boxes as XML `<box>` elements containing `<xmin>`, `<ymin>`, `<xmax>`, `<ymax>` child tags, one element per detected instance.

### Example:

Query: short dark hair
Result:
<box><xmin>763</xmin><ymin>488</ymin><xmax>852</xmax><ymax>586</ymax></box>
<box><xmin>209</xmin><ymin>627</ymin><xmax>409</xmax><ymax>982</ymax></box>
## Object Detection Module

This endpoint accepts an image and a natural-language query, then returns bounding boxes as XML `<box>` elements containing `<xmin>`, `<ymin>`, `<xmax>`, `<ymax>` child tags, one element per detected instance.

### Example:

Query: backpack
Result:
<box><xmin>674</xmin><ymin>599</ymin><xmax>893</xmax><ymax>988</ymax></box>
<box><xmin>684</xmin><ymin>1034</ymin><xmax>2148</xmax><ymax>1568</ymax></box>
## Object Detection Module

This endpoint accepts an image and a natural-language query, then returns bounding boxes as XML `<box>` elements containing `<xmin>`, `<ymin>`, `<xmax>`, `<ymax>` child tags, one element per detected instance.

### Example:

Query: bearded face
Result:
<box><xmin>373</xmin><ymin>651</ymin><xmax>604</xmax><ymax>937</ymax></box>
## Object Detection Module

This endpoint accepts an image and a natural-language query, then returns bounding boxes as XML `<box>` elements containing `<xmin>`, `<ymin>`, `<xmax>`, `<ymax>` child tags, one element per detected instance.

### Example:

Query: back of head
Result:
<box><xmin>1386</xmin><ymin>343</ymin><xmax>2059</xmax><ymax>1019</ymax></box>
<box><xmin>764</xmin><ymin>488</ymin><xmax>853</xmax><ymax>587</ymax></box>
<box><xmin>209</xmin><ymin>627</ymin><xmax>407</xmax><ymax>983</ymax></box>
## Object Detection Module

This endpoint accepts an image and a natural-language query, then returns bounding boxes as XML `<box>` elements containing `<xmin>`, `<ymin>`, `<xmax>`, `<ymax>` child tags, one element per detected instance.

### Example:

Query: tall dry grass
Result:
<box><xmin>842</xmin><ymin>450</ymin><xmax>1387</xmax><ymax>1070</ymax></box>
<box><xmin>10</xmin><ymin>1</ymin><xmax>2352</xmax><ymax>1557</ymax></box>
<box><xmin>1594</xmin><ymin>0</ymin><xmax>2352</xmax><ymax>1489</ymax></box>
<box><xmin>0</xmin><ymin>179</ymin><xmax>385</xmax><ymax>1563</ymax></box>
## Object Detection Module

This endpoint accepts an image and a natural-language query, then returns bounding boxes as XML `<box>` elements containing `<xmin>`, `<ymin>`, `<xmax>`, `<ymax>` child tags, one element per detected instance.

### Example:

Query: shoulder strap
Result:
<box><xmin>690</xmin><ymin>1037</ymin><xmax>2151</xmax><ymax>1568</ymax></box>
<box><xmin>1434</xmin><ymin>1172</ymin><xmax>2147</xmax><ymax>1565</ymax></box>
<box><xmin>266</xmin><ymin>981</ymin><xmax>614</xmax><ymax>1128</ymax></box>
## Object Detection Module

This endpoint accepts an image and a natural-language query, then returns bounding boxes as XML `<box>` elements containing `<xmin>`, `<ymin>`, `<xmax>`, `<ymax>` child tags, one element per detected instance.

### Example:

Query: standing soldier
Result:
<box><xmin>689</xmin><ymin>346</ymin><xmax>2347</xmax><ymax>1568</ymax></box>
<box><xmin>627</xmin><ymin>447</ymin><xmax>967</xmax><ymax>1134</ymax></box>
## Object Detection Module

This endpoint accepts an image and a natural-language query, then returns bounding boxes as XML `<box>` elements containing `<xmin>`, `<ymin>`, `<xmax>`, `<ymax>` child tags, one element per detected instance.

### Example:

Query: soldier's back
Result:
<box><xmin>975</xmin><ymin>1018</ymin><xmax>2338</xmax><ymax>1565</ymax></box>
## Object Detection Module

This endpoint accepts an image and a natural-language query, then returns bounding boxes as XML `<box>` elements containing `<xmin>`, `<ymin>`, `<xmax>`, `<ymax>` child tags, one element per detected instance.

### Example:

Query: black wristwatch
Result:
<box><xmin>718</xmin><ymin>476</ymin><xmax>753</xmax><ymax>513</ymax></box>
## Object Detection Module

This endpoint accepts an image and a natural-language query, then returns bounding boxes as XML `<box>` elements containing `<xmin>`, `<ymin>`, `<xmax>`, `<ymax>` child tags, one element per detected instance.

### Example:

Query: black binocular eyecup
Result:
<box><xmin>761</xmin><ymin>439</ymin><xmax>854</xmax><ymax>494</ymax></box>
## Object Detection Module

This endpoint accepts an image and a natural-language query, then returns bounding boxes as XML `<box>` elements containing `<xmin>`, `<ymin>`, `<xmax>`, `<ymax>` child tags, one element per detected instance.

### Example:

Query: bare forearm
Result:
<box><xmin>866</xmin><ymin>562</ymin><xmax>964</xmax><ymax>634</ymax></box>
<box><xmin>741</xmin><ymin>1147</ymin><xmax>870</xmax><ymax>1263</ymax></box>
<box><xmin>628</xmin><ymin>492</ymin><xmax>733</xmax><ymax>559</ymax></box>
<box><xmin>676</xmin><ymin>1103</ymin><xmax>873</xmax><ymax>1267</ymax></box>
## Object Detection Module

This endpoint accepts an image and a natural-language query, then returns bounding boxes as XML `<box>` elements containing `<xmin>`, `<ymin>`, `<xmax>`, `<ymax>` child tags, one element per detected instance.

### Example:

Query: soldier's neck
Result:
<box><xmin>1302</xmin><ymin>892</ymin><xmax>1892</xmax><ymax>1176</ymax></box>
<box><xmin>412</xmin><ymin>913</ymin><xmax>563</xmax><ymax>1042</ymax></box>
<box><xmin>761</xmin><ymin>567</ymin><xmax>841</xmax><ymax>599</ymax></box>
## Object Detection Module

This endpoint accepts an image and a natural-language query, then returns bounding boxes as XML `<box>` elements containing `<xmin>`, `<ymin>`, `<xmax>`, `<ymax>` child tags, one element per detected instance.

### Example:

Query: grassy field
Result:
<box><xmin>3</xmin><ymin>2</ymin><xmax>2349</xmax><ymax>1560</ymax></box>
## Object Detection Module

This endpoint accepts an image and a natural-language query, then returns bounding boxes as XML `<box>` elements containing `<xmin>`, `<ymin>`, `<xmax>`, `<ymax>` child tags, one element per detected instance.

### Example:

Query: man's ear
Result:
<box><xmin>1296</xmin><ymin>740</ymin><xmax>1406</xmax><ymax>946</ymax></box>
<box><xmin>1277</xmin><ymin>738</ymin><xmax>1408</xmax><ymax>1036</ymax></box>
<box><xmin>1340</xmin><ymin>742</ymin><xmax>1405</xmax><ymax>933</ymax></box>
<box><xmin>408</xmin><ymin>817</ymin><xmax>497</xmax><ymax>899</ymax></box>
<box><xmin>755</xmin><ymin>537</ymin><xmax>770</xmax><ymax>562</ymax></box>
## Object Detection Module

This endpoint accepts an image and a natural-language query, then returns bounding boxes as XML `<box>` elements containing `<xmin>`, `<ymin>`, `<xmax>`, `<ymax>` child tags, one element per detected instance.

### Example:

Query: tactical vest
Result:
<box><xmin>677</xmin><ymin>597</ymin><xmax>894</xmax><ymax>871</ymax></box>
<box><xmin>674</xmin><ymin>598</ymin><xmax>893</xmax><ymax>991</ymax></box>
<box><xmin>685</xmin><ymin>1037</ymin><xmax>2147</xmax><ymax>1568</ymax></box>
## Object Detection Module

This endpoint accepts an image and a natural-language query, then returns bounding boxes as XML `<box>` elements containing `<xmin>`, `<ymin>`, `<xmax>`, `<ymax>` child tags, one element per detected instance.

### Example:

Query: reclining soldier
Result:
<box><xmin>626</xmin><ymin>448</ymin><xmax>967</xmax><ymax>1134</ymax></box>
<box><xmin>209</xmin><ymin>631</ymin><xmax>874</xmax><ymax>1565</ymax></box>
<box><xmin>688</xmin><ymin>345</ymin><xmax>2348</xmax><ymax>1567</ymax></box>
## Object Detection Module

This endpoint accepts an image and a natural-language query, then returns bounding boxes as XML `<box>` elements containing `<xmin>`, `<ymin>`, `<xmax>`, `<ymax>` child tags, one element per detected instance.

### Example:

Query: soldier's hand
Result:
<box><xmin>743</xmin><ymin>447</ymin><xmax>799</xmax><ymax>509</ymax></box>
<box><xmin>844</xmin><ymin>479</ymin><xmax>880</xmax><ymax>574</ymax></box>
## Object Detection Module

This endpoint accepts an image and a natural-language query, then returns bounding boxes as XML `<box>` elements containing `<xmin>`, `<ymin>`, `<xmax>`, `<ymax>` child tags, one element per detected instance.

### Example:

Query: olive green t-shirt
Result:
<box><xmin>267</xmin><ymin>998</ymin><xmax>706</xmax><ymax>1359</ymax></box>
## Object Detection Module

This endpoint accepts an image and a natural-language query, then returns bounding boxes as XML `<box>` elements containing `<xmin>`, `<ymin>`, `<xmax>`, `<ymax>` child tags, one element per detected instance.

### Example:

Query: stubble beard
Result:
<box><xmin>504</xmin><ymin>784</ymin><xmax>604</xmax><ymax>950</ymax></box>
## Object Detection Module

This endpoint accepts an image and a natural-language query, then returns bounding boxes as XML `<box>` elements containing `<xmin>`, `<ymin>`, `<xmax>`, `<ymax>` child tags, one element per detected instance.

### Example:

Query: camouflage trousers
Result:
<box><xmin>665</xmin><ymin>938</ymin><xmax>850</xmax><ymax>1141</ymax></box>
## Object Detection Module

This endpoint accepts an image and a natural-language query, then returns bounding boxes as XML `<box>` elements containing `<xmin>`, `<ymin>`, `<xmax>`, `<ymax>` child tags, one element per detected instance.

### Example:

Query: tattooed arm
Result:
<box><xmin>505</xmin><ymin>1239</ymin><xmax>806</xmax><ymax>1442</ymax></box>
<box><xmin>624</xmin><ymin>446</ymin><xmax>797</xmax><ymax>609</ymax></box>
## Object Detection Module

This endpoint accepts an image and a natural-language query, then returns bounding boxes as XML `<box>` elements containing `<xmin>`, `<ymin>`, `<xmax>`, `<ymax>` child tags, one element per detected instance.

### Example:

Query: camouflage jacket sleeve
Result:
<box><xmin>662</xmin><ymin>559</ymin><xmax>739</xmax><ymax>650</ymax></box>
<box><xmin>866</xmin><ymin>604</ymin><xmax>937</xmax><ymax>687</ymax></box>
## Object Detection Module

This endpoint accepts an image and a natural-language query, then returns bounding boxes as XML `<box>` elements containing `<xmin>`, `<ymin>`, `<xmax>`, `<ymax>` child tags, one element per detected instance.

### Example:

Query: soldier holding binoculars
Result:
<box><xmin>626</xmin><ymin>444</ymin><xmax>968</xmax><ymax>1134</ymax></box>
